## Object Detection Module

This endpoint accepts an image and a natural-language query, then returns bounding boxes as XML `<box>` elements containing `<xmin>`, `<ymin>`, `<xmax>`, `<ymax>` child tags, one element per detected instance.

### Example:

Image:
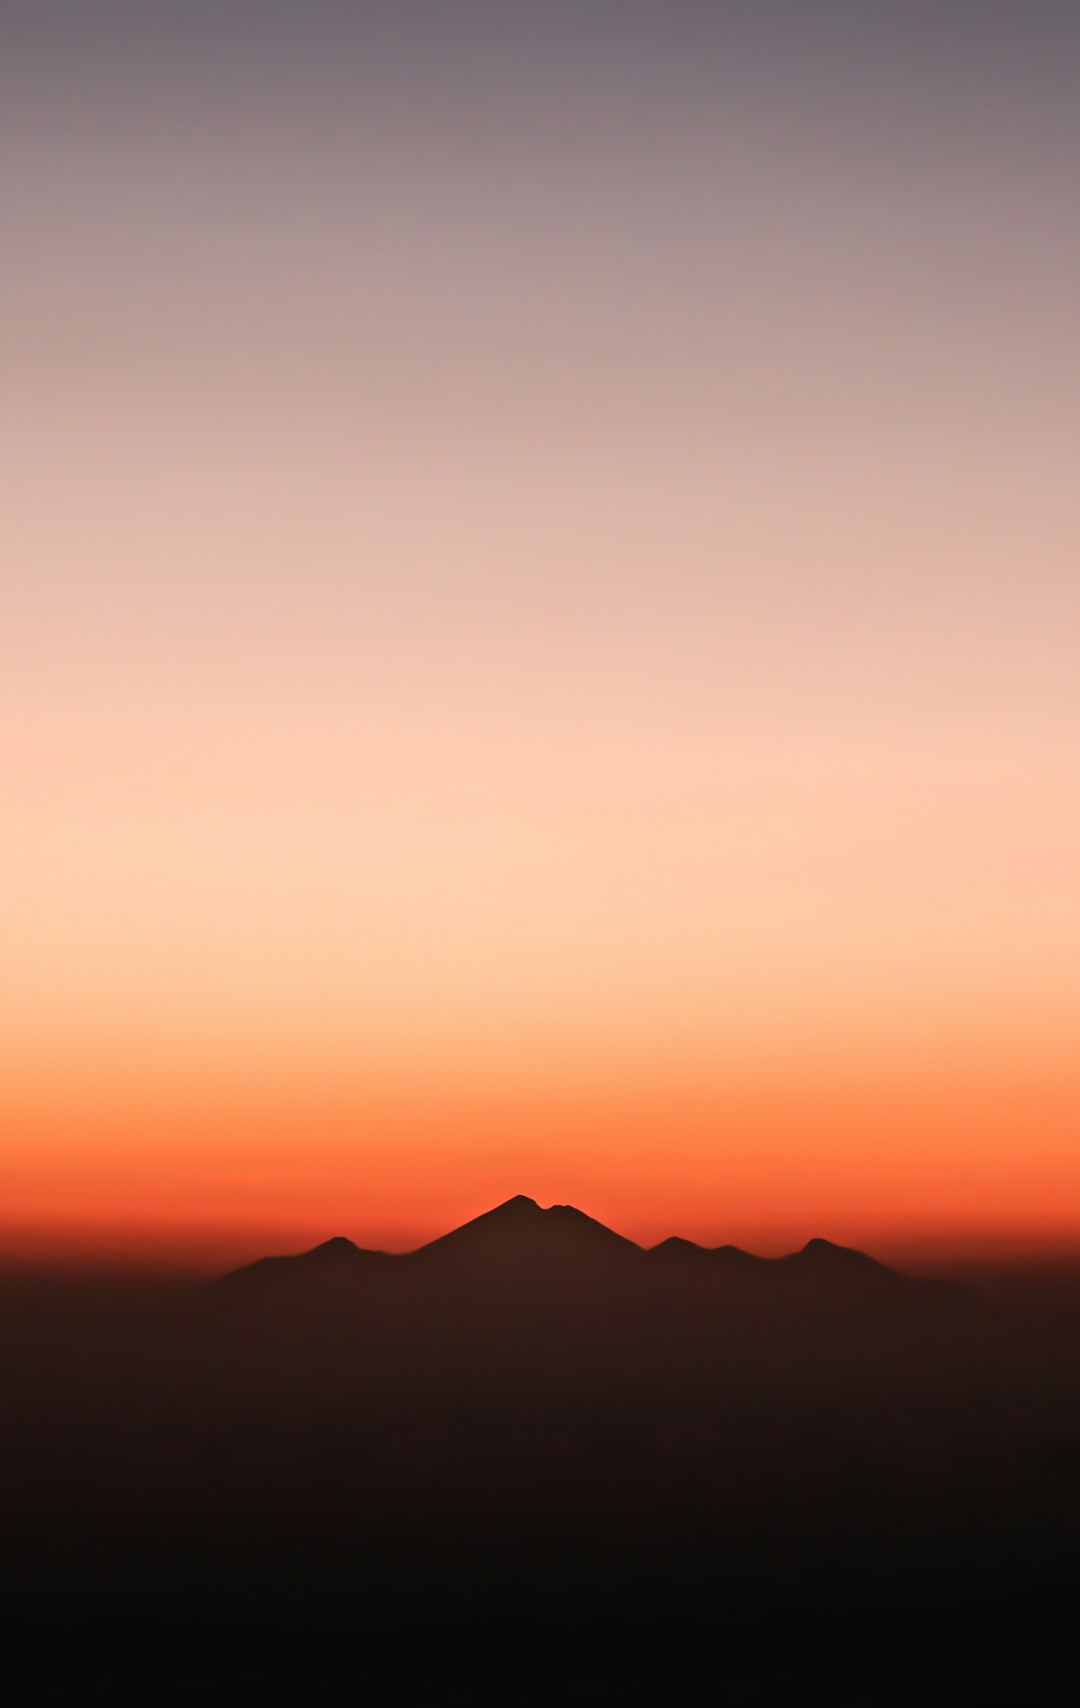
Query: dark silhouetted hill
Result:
<box><xmin>219</xmin><ymin>1234</ymin><xmax>393</xmax><ymax>1292</ymax></box>
<box><xmin>416</xmin><ymin>1192</ymin><xmax>640</xmax><ymax>1271</ymax></box>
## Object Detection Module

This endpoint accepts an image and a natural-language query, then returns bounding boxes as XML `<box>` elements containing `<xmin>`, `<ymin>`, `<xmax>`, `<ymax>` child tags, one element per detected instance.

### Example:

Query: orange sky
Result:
<box><xmin>3</xmin><ymin>4</ymin><xmax>1079</xmax><ymax>1270</ymax></box>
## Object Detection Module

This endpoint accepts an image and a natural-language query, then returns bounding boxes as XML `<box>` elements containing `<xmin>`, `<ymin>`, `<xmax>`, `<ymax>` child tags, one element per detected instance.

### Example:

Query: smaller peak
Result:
<box><xmin>650</xmin><ymin>1237</ymin><xmax>756</xmax><ymax>1263</ymax></box>
<box><xmin>797</xmin><ymin>1237</ymin><xmax>879</xmax><ymax>1268</ymax></box>
<box><xmin>214</xmin><ymin>1234</ymin><xmax>380</xmax><ymax>1288</ymax></box>
<box><xmin>303</xmin><ymin>1236</ymin><xmax>383</xmax><ymax>1265</ymax></box>
<box><xmin>647</xmin><ymin>1236</ymin><xmax>711</xmax><ymax>1264</ymax></box>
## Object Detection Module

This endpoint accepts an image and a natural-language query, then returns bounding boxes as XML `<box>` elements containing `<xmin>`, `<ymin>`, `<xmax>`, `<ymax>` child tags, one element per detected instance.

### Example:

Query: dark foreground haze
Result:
<box><xmin>4</xmin><ymin>1199</ymin><xmax>1080</xmax><ymax>1706</ymax></box>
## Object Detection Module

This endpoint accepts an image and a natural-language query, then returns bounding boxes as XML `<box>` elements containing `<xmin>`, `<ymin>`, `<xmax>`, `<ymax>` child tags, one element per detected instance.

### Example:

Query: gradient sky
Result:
<box><xmin>3</xmin><ymin>1</ymin><xmax>1079</xmax><ymax>1268</ymax></box>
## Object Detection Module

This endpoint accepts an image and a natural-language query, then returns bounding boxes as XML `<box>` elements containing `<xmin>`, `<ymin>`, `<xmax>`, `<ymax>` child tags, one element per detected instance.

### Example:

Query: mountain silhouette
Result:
<box><xmin>219</xmin><ymin>1233</ymin><xmax>392</xmax><ymax>1291</ymax></box>
<box><xmin>222</xmin><ymin>1197</ymin><xmax>909</xmax><ymax>1286</ymax></box>
<box><xmin>415</xmin><ymin>1193</ymin><xmax>641</xmax><ymax>1275</ymax></box>
<box><xmin>216</xmin><ymin>1197</ymin><xmax>955</xmax><ymax>1324</ymax></box>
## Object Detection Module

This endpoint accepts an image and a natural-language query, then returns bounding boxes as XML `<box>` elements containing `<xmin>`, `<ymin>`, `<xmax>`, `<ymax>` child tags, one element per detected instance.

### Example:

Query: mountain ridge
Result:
<box><xmin>218</xmin><ymin>1196</ymin><xmax>916</xmax><ymax>1290</ymax></box>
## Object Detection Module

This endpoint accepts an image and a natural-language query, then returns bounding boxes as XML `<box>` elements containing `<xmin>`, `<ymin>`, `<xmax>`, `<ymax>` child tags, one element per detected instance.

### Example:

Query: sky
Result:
<box><xmin>3</xmin><ymin>1</ymin><xmax>1079</xmax><ymax>1269</ymax></box>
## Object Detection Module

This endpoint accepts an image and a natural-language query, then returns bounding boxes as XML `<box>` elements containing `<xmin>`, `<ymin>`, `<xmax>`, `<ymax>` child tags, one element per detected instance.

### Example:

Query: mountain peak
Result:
<box><xmin>418</xmin><ymin>1195</ymin><xmax>639</xmax><ymax>1264</ymax></box>
<box><xmin>217</xmin><ymin>1233</ymin><xmax>387</xmax><ymax>1289</ymax></box>
<box><xmin>649</xmin><ymin>1235</ymin><xmax>711</xmax><ymax>1261</ymax></box>
<box><xmin>794</xmin><ymin>1237</ymin><xmax>888</xmax><ymax>1275</ymax></box>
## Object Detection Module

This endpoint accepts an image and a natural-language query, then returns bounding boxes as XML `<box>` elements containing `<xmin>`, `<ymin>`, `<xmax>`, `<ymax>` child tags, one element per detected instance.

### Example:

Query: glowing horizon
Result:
<box><xmin>3</xmin><ymin>4</ymin><xmax>1079</xmax><ymax>1271</ymax></box>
